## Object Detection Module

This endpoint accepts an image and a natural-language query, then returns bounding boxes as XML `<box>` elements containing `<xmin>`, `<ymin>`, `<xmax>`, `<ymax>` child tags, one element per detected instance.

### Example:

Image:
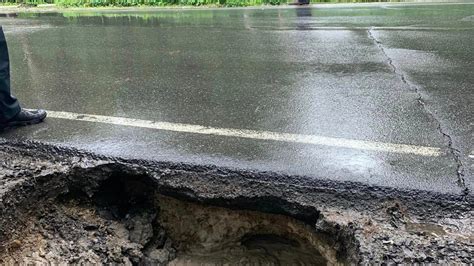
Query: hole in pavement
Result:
<box><xmin>0</xmin><ymin>169</ymin><xmax>351</xmax><ymax>264</ymax></box>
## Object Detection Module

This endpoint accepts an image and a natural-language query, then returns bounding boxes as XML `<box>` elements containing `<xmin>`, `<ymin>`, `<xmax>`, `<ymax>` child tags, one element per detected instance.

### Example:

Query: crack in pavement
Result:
<box><xmin>367</xmin><ymin>28</ymin><xmax>467</xmax><ymax>195</ymax></box>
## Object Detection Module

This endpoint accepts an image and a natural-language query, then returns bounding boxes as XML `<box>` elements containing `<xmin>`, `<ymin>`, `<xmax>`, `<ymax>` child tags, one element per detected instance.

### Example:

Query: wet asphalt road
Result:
<box><xmin>0</xmin><ymin>3</ymin><xmax>472</xmax><ymax>194</ymax></box>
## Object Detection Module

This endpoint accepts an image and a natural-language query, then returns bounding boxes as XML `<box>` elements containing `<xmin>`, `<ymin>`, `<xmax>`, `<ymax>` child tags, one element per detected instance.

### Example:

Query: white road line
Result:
<box><xmin>45</xmin><ymin>110</ymin><xmax>443</xmax><ymax>157</ymax></box>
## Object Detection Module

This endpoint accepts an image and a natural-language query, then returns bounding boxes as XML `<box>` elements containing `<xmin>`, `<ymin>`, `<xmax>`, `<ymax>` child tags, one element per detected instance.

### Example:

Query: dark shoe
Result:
<box><xmin>0</xmin><ymin>109</ymin><xmax>47</xmax><ymax>129</ymax></box>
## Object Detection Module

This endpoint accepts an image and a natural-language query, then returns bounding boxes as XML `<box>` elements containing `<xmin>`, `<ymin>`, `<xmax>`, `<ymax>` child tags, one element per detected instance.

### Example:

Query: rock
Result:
<box><xmin>10</xmin><ymin>239</ymin><xmax>22</xmax><ymax>249</ymax></box>
<box><xmin>403</xmin><ymin>248</ymin><xmax>414</xmax><ymax>258</ymax></box>
<box><xmin>127</xmin><ymin>212</ymin><xmax>155</xmax><ymax>246</ymax></box>
<box><xmin>146</xmin><ymin>249</ymin><xmax>171</xmax><ymax>264</ymax></box>
<box><xmin>108</xmin><ymin>222</ymin><xmax>129</xmax><ymax>239</ymax></box>
<box><xmin>122</xmin><ymin>244</ymin><xmax>144</xmax><ymax>264</ymax></box>
<box><xmin>122</xmin><ymin>257</ymin><xmax>133</xmax><ymax>266</ymax></box>
<box><xmin>416</xmin><ymin>252</ymin><xmax>427</xmax><ymax>262</ymax></box>
<box><xmin>393</xmin><ymin>257</ymin><xmax>403</xmax><ymax>263</ymax></box>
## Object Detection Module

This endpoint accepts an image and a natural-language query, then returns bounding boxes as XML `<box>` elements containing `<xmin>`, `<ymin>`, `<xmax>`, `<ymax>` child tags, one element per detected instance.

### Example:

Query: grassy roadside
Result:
<box><xmin>0</xmin><ymin>0</ymin><xmax>403</xmax><ymax>8</ymax></box>
<box><xmin>1</xmin><ymin>0</ymin><xmax>286</xmax><ymax>7</ymax></box>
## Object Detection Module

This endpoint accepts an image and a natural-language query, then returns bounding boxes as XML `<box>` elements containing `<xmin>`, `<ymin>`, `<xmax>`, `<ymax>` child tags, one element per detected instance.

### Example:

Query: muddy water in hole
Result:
<box><xmin>159</xmin><ymin>196</ymin><xmax>334</xmax><ymax>264</ymax></box>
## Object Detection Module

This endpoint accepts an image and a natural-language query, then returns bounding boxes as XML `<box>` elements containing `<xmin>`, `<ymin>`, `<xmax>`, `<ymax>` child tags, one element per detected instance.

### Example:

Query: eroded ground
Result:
<box><xmin>0</xmin><ymin>140</ymin><xmax>473</xmax><ymax>264</ymax></box>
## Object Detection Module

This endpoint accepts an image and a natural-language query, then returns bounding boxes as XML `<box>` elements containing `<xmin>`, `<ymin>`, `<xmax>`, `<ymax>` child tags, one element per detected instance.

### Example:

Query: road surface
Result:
<box><xmin>0</xmin><ymin>3</ymin><xmax>472</xmax><ymax>195</ymax></box>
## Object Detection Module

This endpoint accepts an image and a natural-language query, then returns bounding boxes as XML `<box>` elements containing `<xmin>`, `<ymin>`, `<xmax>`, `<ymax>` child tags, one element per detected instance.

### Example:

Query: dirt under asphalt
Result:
<box><xmin>0</xmin><ymin>139</ymin><xmax>472</xmax><ymax>264</ymax></box>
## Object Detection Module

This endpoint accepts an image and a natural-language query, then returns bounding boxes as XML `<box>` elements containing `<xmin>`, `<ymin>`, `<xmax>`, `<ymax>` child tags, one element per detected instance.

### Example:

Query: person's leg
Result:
<box><xmin>0</xmin><ymin>26</ymin><xmax>21</xmax><ymax>122</ymax></box>
<box><xmin>0</xmin><ymin>26</ymin><xmax>46</xmax><ymax>129</ymax></box>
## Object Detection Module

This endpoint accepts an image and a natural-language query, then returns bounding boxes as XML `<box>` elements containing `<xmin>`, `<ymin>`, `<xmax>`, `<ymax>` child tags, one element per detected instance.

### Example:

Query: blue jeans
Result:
<box><xmin>0</xmin><ymin>26</ymin><xmax>21</xmax><ymax>122</ymax></box>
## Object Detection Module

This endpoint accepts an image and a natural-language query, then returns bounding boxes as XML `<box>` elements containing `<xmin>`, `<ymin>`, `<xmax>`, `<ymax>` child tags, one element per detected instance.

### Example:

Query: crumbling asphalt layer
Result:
<box><xmin>0</xmin><ymin>139</ymin><xmax>473</xmax><ymax>264</ymax></box>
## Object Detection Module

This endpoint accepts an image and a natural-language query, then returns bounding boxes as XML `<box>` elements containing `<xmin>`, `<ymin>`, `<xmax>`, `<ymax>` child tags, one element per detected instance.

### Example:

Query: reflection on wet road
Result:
<box><xmin>0</xmin><ymin>3</ymin><xmax>472</xmax><ymax>194</ymax></box>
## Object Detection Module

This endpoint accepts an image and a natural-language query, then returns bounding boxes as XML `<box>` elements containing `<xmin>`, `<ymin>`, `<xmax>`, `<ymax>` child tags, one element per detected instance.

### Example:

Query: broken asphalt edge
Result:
<box><xmin>0</xmin><ymin>138</ymin><xmax>473</xmax><ymax>263</ymax></box>
<box><xmin>1</xmin><ymin>138</ymin><xmax>471</xmax><ymax>211</ymax></box>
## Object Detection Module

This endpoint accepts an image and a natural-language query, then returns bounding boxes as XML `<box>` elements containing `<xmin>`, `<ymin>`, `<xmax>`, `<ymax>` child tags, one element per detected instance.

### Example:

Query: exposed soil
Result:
<box><xmin>0</xmin><ymin>140</ymin><xmax>473</xmax><ymax>264</ymax></box>
<box><xmin>0</xmin><ymin>171</ymin><xmax>342</xmax><ymax>265</ymax></box>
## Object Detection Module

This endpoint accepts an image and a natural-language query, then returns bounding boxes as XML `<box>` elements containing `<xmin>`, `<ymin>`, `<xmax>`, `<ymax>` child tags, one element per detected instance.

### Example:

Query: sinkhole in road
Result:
<box><xmin>0</xmin><ymin>168</ymin><xmax>352</xmax><ymax>264</ymax></box>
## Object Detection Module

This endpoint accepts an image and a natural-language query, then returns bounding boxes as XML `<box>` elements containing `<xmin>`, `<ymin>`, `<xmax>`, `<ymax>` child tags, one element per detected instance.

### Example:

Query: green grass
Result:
<box><xmin>1</xmin><ymin>0</ymin><xmax>285</xmax><ymax>6</ymax></box>
<box><xmin>0</xmin><ymin>0</ymin><xmax>406</xmax><ymax>7</ymax></box>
